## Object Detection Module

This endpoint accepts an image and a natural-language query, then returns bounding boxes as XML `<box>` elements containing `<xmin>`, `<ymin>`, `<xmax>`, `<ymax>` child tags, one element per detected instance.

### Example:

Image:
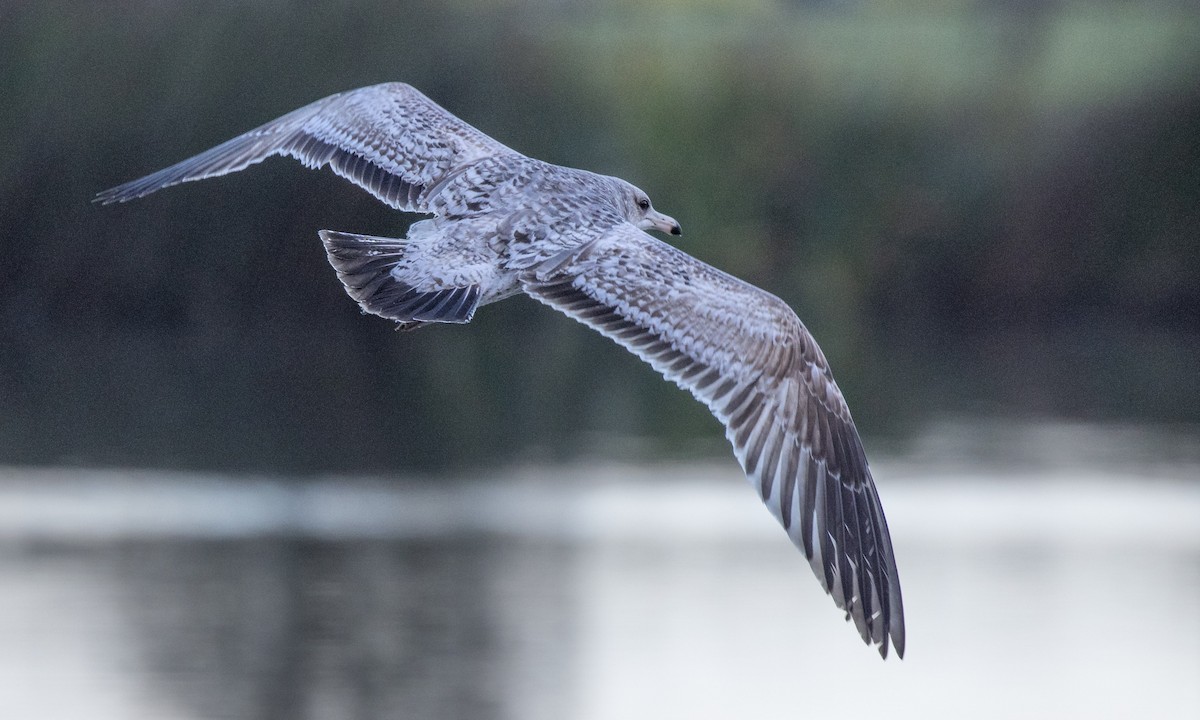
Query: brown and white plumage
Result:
<box><xmin>98</xmin><ymin>82</ymin><xmax>905</xmax><ymax>658</ymax></box>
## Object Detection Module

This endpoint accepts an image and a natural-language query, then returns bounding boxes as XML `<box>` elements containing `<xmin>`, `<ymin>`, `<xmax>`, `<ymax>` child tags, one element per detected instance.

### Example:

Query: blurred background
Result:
<box><xmin>1</xmin><ymin>1</ymin><xmax>1198</xmax><ymax>718</ymax></box>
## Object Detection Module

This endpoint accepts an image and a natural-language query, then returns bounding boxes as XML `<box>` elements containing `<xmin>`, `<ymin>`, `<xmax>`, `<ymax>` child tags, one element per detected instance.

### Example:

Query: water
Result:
<box><xmin>1</xmin><ymin>423</ymin><xmax>1198</xmax><ymax>720</ymax></box>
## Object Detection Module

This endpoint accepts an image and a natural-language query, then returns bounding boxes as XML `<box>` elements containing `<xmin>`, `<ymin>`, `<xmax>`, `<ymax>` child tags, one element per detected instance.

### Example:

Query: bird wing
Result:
<box><xmin>95</xmin><ymin>82</ymin><xmax>520</xmax><ymax>211</ymax></box>
<box><xmin>521</xmin><ymin>224</ymin><xmax>905</xmax><ymax>658</ymax></box>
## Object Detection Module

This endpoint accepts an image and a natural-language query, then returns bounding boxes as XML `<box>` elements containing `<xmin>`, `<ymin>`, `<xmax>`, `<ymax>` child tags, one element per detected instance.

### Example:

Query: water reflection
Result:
<box><xmin>1</xmin><ymin>432</ymin><xmax>1198</xmax><ymax>720</ymax></box>
<box><xmin>115</xmin><ymin>537</ymin><xmax>575</xmax><ymax>720</ymax></box>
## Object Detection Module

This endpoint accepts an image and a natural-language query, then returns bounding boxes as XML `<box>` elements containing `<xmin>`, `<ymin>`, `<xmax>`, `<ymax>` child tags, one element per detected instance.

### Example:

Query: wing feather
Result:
<box><xmin>521</xmin><ymin>224</ymin><xmax>905</xmax><ymax>658</ymax></box>
<box><xmin>95</xmin><ymin>82</ymin><xmax>519</xmax><ymax>211</ymax></box>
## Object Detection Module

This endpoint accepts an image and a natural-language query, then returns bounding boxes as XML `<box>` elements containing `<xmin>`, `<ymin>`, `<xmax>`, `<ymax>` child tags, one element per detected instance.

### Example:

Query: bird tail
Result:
<box><xmin>320</xmin><ymin>229</ymin><xmax>481</xmax><ymax>328</ymax></box>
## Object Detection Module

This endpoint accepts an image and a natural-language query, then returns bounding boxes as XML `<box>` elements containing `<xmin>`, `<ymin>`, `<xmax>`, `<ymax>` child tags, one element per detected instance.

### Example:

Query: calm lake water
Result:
<box><xmin>1</xmin><ymin>421</ymin><xmax>1198</xmax><ymax>720</ymax></box>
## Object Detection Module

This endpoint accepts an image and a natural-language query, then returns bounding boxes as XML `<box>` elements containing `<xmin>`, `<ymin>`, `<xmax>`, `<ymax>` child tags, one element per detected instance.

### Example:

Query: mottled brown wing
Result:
<box><xmin>95</xmin><ymin>82</ymin><xmax>520</xmax><ymax>211</ymax></box>
<box><xmin>522</xmin><ymin>224</ymin><xmax>905</xmax><ymax>658</ymax></box>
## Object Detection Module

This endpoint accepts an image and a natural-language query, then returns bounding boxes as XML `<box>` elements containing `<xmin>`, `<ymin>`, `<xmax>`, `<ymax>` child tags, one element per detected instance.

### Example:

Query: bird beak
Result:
<box><xmin>640</xmin><ymin>209</ymin><xmax>682</xmax><ymax>236</ymax></box>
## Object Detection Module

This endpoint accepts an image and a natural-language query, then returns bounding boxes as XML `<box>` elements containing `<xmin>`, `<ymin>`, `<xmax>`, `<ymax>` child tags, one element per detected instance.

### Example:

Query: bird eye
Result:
<box><xmin>637</xmin><ymin>198</ymin><xmax>650</xmax><ymax>211</ymax></box>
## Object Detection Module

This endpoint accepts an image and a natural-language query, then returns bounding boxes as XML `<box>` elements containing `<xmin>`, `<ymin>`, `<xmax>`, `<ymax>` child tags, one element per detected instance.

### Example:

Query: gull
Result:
<box><xmin>97</xmin><ymin>82</ymin><xmax>905</xmax><ymax>658</ymax></box>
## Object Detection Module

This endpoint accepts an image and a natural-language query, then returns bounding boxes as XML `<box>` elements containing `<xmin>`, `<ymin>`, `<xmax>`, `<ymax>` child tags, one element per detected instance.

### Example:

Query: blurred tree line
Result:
<box><xmin>1</xmin><ymin>0</ymin><xmax>1197</xmax><ymax>474</ymax></box>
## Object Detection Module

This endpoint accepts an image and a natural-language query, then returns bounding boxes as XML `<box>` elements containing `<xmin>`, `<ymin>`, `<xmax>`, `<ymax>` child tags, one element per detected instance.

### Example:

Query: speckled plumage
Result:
<box><xmin>97</xmin><ymin>82</ymin><xmax>904</xmax><ymax>658</ymax></box>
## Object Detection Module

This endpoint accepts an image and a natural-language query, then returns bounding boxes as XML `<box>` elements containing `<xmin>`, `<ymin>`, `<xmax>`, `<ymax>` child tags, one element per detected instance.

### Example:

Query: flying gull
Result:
<box><xmin>97</xmin><ymin>82</ymin><xmax>905</xmax><ymax>658</ymax></box>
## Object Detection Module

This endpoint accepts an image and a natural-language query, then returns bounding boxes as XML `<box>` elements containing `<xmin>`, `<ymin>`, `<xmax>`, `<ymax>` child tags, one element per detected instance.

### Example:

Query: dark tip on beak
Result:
<box><xmin>670</xmin><ymin>223</ymin><xmax>682</xmax><ymax>236</ymax></box>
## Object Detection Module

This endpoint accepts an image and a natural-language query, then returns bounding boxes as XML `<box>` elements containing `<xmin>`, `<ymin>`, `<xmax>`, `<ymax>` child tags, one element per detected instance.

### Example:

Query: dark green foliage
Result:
<box><xmin>2</xmin><ymin>1</ymin><xmax>1198</xmax><ymax>472</ymax></box>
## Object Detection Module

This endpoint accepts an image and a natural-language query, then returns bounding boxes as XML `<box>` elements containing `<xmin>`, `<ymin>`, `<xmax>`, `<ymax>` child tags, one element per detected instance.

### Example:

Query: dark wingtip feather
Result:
<box><xmin>93</xmin><ymin>173</ymin><xmax>179</xmax><ymax>205</ymax></box>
